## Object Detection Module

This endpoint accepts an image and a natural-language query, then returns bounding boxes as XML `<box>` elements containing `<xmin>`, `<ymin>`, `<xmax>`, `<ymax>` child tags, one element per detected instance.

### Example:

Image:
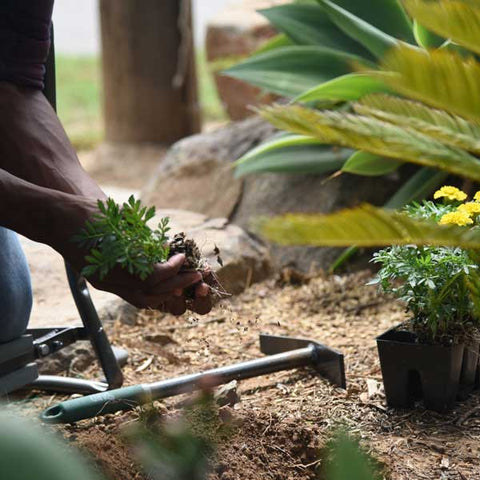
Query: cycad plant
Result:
<box><xmin>241</xmin><ymin>0</ymin><xmax>480</xmax><ymax>256</ymax></box>
<box><xmin>226</xmin><ymin>0</ymin><xmax>448</xmax><ymax>223</ymax></box>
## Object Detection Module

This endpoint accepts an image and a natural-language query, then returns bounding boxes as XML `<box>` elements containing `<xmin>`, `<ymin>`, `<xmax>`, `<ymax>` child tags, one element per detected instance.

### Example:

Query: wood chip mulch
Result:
<box><xmin>22</xmin><ymin>270</ymin><xmax>480</xmax><ymax>479</ymax></box>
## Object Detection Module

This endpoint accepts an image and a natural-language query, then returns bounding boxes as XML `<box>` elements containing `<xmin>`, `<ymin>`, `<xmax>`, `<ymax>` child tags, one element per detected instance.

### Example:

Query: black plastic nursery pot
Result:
<box><xmin>377</xmin><ymin>326</ymin><xmax>479</xmax><ymax>413</ymax></box>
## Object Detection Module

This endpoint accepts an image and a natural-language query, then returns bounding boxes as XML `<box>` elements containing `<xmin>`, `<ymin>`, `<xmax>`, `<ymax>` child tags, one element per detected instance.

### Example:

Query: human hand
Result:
<box><xmin>51</xmin><ymin>196</ymin><xmax>212</xmax><ymax>316</ymax></box>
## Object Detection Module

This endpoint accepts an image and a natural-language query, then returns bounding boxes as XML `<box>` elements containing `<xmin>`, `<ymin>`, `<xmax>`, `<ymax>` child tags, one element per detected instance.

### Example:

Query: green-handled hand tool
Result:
<box><xmin>41</xmin><ymin>334</ymin><xmax>345</xmax><ymax>424</ymax></box>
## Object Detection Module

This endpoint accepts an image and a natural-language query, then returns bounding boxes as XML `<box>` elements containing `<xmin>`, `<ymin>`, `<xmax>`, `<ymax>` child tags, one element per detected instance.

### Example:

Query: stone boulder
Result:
<box><xmin>206</xmin><ymin>0</ymin><xmax>288</xmax><ymax>120</ymax></box>
<box><xmin>231</xmin><ymin>173</ymin><xmax>401</xmax><ymax>273</ymax></box>
<box><xmin>143</xmin><ymin>117</ymin><xmax>411</xmax><ymax>273</ymax></box>
<box><xmin>142</xmin><ymin>116</ymin><xmax>275</xmax><ymax>219</ymax></box>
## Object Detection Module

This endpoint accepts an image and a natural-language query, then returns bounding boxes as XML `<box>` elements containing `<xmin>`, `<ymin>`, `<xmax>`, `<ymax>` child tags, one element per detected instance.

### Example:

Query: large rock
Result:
<box><xmin>231</xmin><ymin>173</ymin><xmax>405</xmax><ymax>272</ymax></box>
<box><xmin>142</xmin><ymin>116</ymin><xmax>275</xmax><ymax>219</ymax></box>
<box><xmin>143</xmin><ymin>118</ymin><xmax>411</xmax><ymax>273</ymax></box>
<box><xmin>206</xmin><ymin>0</ymin><xmax>287</xmax><ymax>120</ymax></box>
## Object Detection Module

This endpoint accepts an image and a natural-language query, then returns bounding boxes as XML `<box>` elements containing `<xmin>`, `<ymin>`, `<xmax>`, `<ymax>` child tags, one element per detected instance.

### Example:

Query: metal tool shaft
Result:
<box><xmin>41</xmin><ymin>345</ymin><xmax>317</xmax><ymax>424</ymax></box>
<box><xmin>149</xmin><ymin>345</ymin><xmax>315</xmax><ymax>395</ymax></box>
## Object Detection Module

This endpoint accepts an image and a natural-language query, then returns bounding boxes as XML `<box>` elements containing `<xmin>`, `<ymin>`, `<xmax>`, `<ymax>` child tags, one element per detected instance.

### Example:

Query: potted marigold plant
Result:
<box><xmin>372</xmin><ymin>186</ymin><xmax>480</xmax><ymax>412</ymax></box>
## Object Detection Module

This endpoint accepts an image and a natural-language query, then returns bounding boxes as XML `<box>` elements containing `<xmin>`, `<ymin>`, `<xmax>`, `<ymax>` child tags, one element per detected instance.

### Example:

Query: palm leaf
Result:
<box><xmin>354</xmin><ymin>94</ymin><xmax>480</xmax><ymax>154</ymax></box>
<box><xmin>295</xmin><ymin>73</ymin><xmax>392</xmax><ymax>103</ymax></box>
<box><xmin>316</xmin><ymin>0</ymin><xmax>399</xmax><ymax>59</ymax></box>
<box><xmin>260</xmin><ymin>104</ymin><xmax>480</xmax><ymax>181</ymax></box>
<box><xmin>324</xmin><ymin>0</ymin><xmax>414</xmax><ymax>43</ymax></box>
<box><xmin>259</xmin><ymin>4</ymin><xmax>372</xmax><ymax>59</ymax></box>
<box><xmin>261</xmin><ymin>204</ymin><xmax>480</xmax><ymax>248</ymax></box>
<box><xmin>234</xmin><ymin>134</ymin><xmax>352</xmax><ymax>177</ymax></box>
<box><xmin>404</xmin><ymin>0</ymin><xmax>480</xmax><ymax>56</ymax></box>
<box><xmin>330</xmin><ymin>167</ymin><xmax>447</xmax><ymax>271</ymax></box>
<box><xmin>377</xmin><ymin>45</ymin><xmax>480</xmax><ymax>124</ymax></box>
<box><xmin>413</xmin><ymin>20</ymin><xmax>446</xmax><ymax>49</ymax></box>
<box><xmin>224</xmin><ymin>46</ymin><xmax>373</xmax><ymax>97</ymax></box>
<box><xmin>342</xmin><ymin>151</ymin><xmax>402</xmax><ymax>176</ymax></box>
<box><xmin>254</xmin><ymin>34</ymin><xmax>293</xmax><ymax>55</ymax></box>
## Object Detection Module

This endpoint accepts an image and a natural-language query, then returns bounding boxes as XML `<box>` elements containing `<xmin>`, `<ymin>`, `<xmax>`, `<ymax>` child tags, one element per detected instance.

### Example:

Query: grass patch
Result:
<box><xmin>56</xmin><ymin>52</ymin><xmax>226</xmax><ymax>151</ymax></box>
<box><xmin>197</xmin><ymin>50</ymin><xmax>226</xmax><ymax>124</ymax></box>
<box><xmin>56</xmin><ymin>54</ymin><xmax>103</xmax><ymax>151</ymax></box>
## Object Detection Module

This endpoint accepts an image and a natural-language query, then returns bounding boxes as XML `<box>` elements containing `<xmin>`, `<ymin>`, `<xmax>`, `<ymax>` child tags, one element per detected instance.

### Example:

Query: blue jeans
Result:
<box><xmin>0</xmin><ymin>227</ymin><xmax>32</xmax><ymax>343</ymax></box>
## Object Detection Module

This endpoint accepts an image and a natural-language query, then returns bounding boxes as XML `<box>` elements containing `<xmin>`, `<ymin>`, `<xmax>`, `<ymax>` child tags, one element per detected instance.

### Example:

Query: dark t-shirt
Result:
<box><xmin>0</xmin><ymin>0</ymin><xmax>54</xmax><ymax>89</ymax></box>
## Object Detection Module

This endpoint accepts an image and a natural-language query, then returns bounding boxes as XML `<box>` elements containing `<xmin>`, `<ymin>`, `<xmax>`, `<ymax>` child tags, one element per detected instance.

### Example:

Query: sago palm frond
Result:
<box><xmin>261</xmin><ymin>204</ymin><xmax>480</xmax><ymax>249</ymax></box>
<box><xmin>260</xmin><ymin>104</ymin><xmax>480</xmax><ymax>181</ymax></box>
<box><xmin>376</xmin><ymin>45</ymin><xmax>480</xmax><ymax>124</ymax></box>
<box><xmin>404</xmin><ymin>0</ymin><xmax>480</xmax><ymax>56</ymax></box>
<box><xmin>354</xmin><ymin>94</ymin><xmax>480</xmax><ymax>154</ymax></box>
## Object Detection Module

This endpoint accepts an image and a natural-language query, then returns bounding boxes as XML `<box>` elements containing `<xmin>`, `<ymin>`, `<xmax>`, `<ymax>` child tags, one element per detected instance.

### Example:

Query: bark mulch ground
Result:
<box><xmin>24</xmin><ymin>270</ymin><xmax>480</xmax><ymax>479</ymax></box>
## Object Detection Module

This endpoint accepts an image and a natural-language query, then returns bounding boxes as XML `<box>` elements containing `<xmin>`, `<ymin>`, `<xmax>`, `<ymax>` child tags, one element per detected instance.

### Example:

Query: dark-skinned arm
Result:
<box><xmin>0</xmin><ymin>168</ymin><xmax>213</xmax><ymax>314</ymax></box>
<box><xmin>0</xmin><ymin>84</ymin><xmax>212</xmax><ymax>315</ymax></box>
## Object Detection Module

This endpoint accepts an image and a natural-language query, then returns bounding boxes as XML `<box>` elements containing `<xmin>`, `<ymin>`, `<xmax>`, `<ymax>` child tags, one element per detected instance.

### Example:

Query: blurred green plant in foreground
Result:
<box><xmin>0</xmin><ymin>412</ymin><xmax>103</xmax><ymax>480</ymax></box>
<box><xmin>0</xmin><ymin>402</ymin><xmax>380</xmax><ymax>480</ymax></box>
<box><xmin>323</xmin><ymin>430</ymin><xmax>382</xmax><ymax>480</ymax></box>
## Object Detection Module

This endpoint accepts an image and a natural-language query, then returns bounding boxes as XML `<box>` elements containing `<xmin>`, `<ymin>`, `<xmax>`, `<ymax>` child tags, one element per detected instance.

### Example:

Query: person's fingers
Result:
<box><xmin>190</xmin><ymin>295</ymin><xmax>212</xmax><ymax>315</ymax></box>
<box><xmin>200</xmin><ymin>269</ymin><xmax>216</xmax><ymax>287</ymax></box>
<box><xmin>165</xmin><ymin>296</ymin><xmax>187</xmax><ymax>316</ymax></box>
<box><xmin>144</xmin><ymin>254</ymin><xmax>186</xmax><ymax>287</ymax></box>
<box><xmin>195</xmin><ymin>282</ymin><xmax>210</xmax><ymax>297</ymax></box>
<box><xmin>117</xmin><ymin>290</ymin><xmax>172</xmax><ymax>310</ymax></box>
<box><xmin>144</xmin><ymin>271</ymin><xmax>202</xmax><ymax>295</ymax></box>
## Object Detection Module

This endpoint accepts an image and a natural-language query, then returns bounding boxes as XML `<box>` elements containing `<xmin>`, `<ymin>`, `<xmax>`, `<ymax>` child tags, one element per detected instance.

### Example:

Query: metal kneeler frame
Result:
<box><xmin>0</xmin><ymin>26</ymin><xmax>124</xmax><ymax>397</ymax></box>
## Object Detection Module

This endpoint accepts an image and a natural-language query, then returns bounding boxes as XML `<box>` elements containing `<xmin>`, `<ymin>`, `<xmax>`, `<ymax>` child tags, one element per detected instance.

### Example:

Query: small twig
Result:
<box><xmin>345</xmin><ymin>300</ymin><xmax>384</xmax><ymax>313</ymax></box>
<box><xmin>165</xmin><ymin>316</ymin><xmax>227</xmax><ymax>332</ymax></box>
<box><xmin>456</xmin><ymin>405</ymin><xmax>480</xmax><ymax>426</ymax></box>
<box><xmin>294</xmin><ymin>458</ymin><xmax>322</xmax><ymax>470</ymax></box>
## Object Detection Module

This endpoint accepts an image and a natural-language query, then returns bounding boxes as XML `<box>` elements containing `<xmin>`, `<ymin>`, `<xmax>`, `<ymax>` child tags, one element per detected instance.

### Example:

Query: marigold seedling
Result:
<box><xmin>371</xmin><ymin>187</ymin><xmax>480</xmax><ymax>343</ymax></box>
<box><xmin>73</xmin><ymin>195</ymin><xmax>172</xmax><ymax>280</ymax></box>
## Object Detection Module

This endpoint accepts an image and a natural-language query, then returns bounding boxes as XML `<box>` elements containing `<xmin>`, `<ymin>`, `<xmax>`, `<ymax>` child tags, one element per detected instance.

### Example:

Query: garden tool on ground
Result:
<box><xmin>40</xmin><ymin>334</ymin><xmax>346</xmax><ymax>424</ymax></box>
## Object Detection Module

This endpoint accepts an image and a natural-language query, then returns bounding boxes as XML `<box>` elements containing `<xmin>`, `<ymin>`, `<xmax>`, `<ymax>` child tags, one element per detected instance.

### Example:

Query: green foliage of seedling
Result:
<box><xmin>73</xmin><ymin>195</ymin><xmax>171</xmax><ymax>281</ymax></box>
<box><xmin>126</xmin><ymin>394</ymin><xmax>234</xmax><ymax>480</ymax></box>
<box><xmin>323</xmin><ymin>430</ymin><xmax>382</xmax><ymax>480</ymax></box>
<box><xmin>370</xmin><ymin>200</ymin><xmax>480</xmax><ymax>343</ymax></box>
<box><xmin>0</xmin><ymin>412</ymin><xmax>104</xmax><ymax>480</ymax></box>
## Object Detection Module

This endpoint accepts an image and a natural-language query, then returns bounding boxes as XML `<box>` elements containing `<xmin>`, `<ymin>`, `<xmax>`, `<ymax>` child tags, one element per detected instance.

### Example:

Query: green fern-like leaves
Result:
<box><xmin>73</xmin><ymin>196</ymin><xmax>171</xmax><ymax>280</ymax></box>
<box><xmin>377</xmin><ymin>44</ymin><xmax>480</xmax><ymax>124</ymax></box>
<box><xmin>354</xmin><ymin>94</ymin><xmax>480</xmax><ymax>154</ymax></box>
<box><xmin>260</xmin><ymin>104</ymin><xmax>480</xmax><ymax>181</ymax></box>
<box><xmin>404</xmin><ymin>0</ymin><xmax>480</xmax><ymax>56</ymax></box>
<box><xmin>261</xmin><ymin>204</ymin><xmax>480</xmax><ymax>249</ymax></box>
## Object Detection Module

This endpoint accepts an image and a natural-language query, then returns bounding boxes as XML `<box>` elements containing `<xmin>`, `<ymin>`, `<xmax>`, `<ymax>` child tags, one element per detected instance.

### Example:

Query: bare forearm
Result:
<box><xmin>0</xmin><ymin>168</ymin><xmax>84</xmax><ymax>249</ymax></box>
<box><xmin>0</xmin><ymin>82</ymin><xmax>105</xmax><ymax>198</ymax></box>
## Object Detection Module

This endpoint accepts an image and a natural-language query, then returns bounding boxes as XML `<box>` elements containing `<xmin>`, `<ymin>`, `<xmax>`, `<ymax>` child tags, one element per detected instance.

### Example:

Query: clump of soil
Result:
<box><xmin>169</xmin><ymin>232</ymin><xmax>206</xmax><ymax>271</ymax></box>
<box><xmin>169</xmin><ymin>232</ymin><xmax>228</xmax><ymax>300</ymax></box>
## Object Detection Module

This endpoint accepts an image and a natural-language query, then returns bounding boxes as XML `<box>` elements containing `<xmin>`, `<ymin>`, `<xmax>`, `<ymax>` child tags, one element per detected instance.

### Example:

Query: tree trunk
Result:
<box><xmin>99</xmin><ymin>0</ymin><xmax>200</xmax><ymax>144</ymax></box>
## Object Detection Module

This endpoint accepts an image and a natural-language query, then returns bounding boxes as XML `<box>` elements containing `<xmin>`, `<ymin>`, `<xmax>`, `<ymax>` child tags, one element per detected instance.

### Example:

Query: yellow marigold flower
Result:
<box><xmin>433</xmin><ymin>186</ymin><xmax>467</xmax><ymax>202</ymax></box>
<box><xmin>457</xmin><ymin>202</ymin><xmax>480</xmax><ymax>216</ymax></box>
<box><xmin>474</xmin><ymin>191</ymin><xmax>480</xmax><ymax>202</ymax></box>
<box><xmin>439</xmin><ymin>211</ymin><xmax>473</xmax><ymax>226</ymax></box>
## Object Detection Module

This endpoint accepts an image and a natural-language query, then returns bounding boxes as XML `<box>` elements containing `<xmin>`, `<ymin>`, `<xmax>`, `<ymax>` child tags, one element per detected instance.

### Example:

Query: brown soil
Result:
<box><xmin>26</xmin><ymin>271</ymin><xmax>480</xmax><ymax>479</ymax></box>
